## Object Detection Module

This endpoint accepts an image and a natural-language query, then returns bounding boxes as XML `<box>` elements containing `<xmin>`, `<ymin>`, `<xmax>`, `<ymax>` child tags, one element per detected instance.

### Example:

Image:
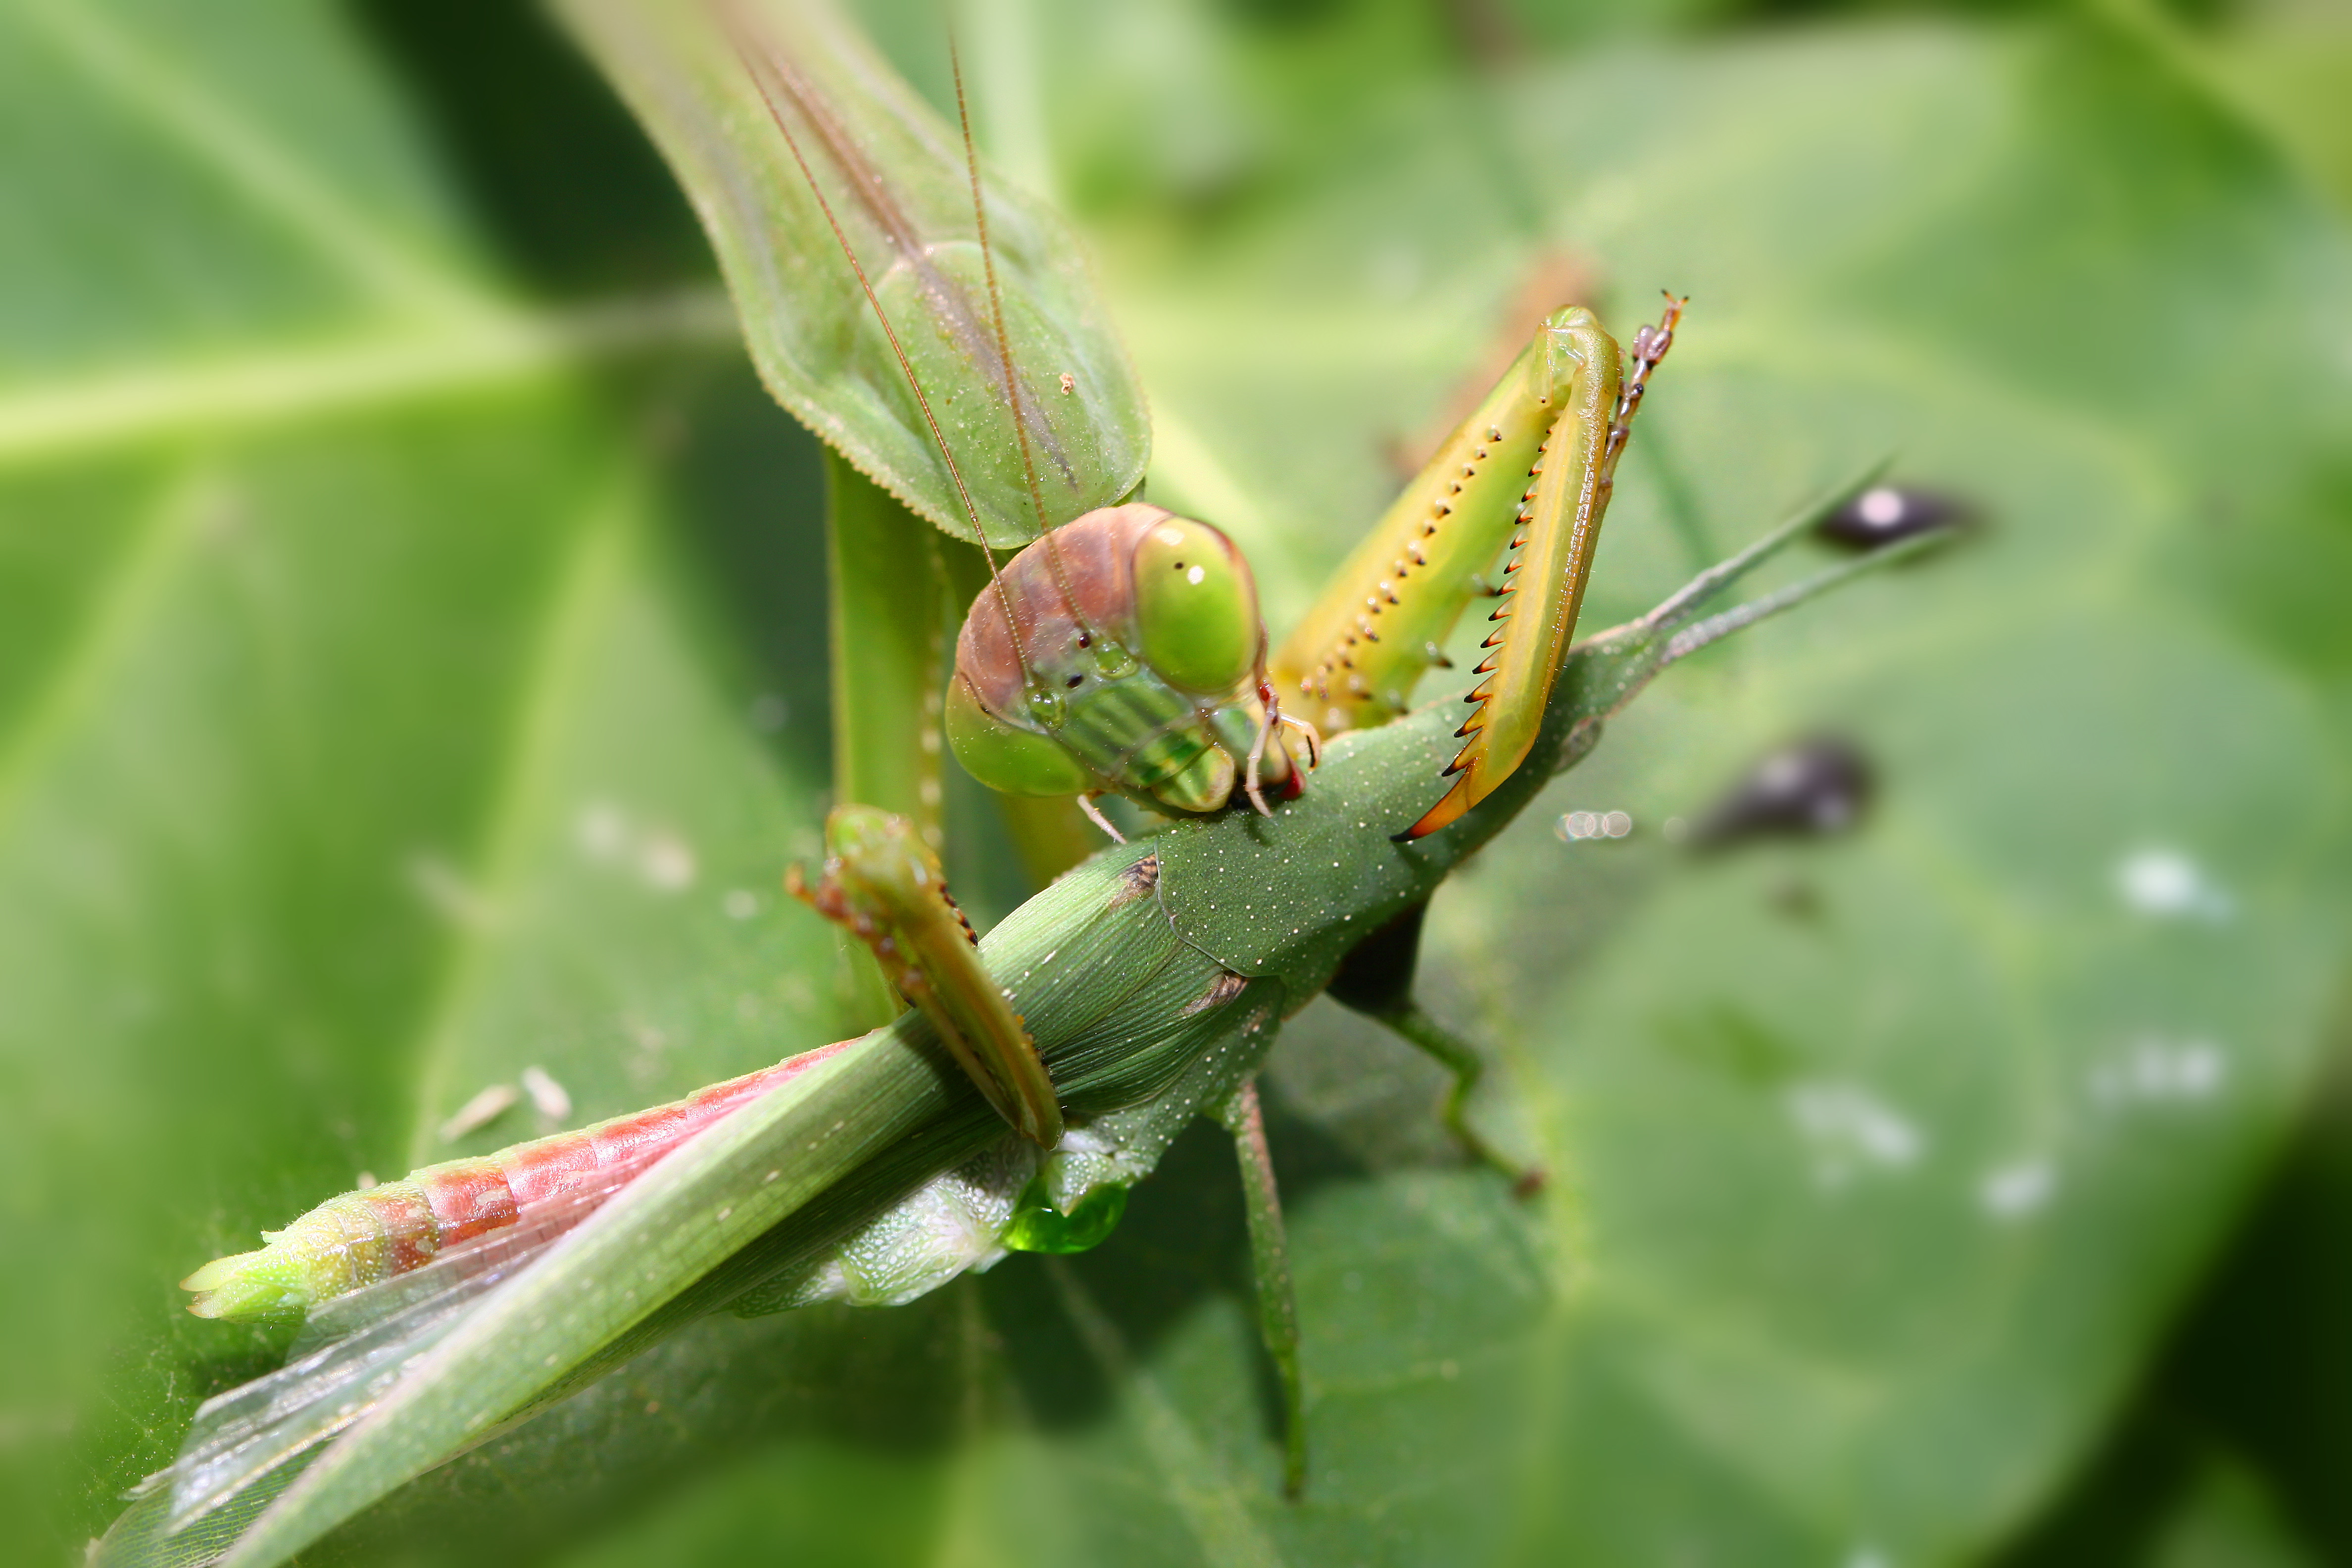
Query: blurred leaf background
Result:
<box><xmin>7</xmin><ymin>0</ymin><xmax>2352</xmax><ymax>1563</ymax></box>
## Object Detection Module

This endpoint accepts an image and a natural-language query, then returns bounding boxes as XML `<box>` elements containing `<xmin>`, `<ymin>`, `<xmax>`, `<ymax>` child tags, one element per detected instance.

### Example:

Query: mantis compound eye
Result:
<box><xmin>1131</xmin><ymin>515</ymin><xmax>1263</xmax><ymax>695</ymax></box>
<box><xmin>945</xmin><ymin>675</ymin><xmax>1095</xmax><ymax>797</ymax></box>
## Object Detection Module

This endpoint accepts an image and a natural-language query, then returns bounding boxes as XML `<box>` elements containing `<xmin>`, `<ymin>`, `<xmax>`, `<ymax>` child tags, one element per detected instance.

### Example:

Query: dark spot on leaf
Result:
<box><xmin>1819</xmin><ymin>485</ymin><xmax>1972</xmax><ymax>550</ymax></box>
<box><xmin>1689</xmin><ymin>737</ymin><xmax>1873</xmax><ymax>848</ymax></box>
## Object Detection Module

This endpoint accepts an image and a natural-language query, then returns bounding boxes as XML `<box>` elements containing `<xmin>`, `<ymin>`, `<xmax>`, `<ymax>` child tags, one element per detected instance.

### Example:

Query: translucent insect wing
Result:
<box><xmin>562</xmin><ymin>0</ymin><xmax>1150</xmax><ymax>546</ymax></box>
<box><xmin>114</xmin><ymin>1179</ymin><xmax>628</xmax><ymax>1557</ymax></box>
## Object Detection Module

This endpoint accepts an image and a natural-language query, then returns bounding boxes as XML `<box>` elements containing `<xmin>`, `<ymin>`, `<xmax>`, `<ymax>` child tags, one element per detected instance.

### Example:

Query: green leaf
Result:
<box><xmin>0</xmin><ymin>0</ymin><xmax>801</xmax><ymax>1556</ymax></box>
<box><xmin>1113</xmin><ymin>13</ymin><xmax>2352</xmax><ymax>1565</ymax></box>
<box><xmin>21</xmin><ymin>2</ymin><xmax>2352</xmax><ymax>1566</ymax></box>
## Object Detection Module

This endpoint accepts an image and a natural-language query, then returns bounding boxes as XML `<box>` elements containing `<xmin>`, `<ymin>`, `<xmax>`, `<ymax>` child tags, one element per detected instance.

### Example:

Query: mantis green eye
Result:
<box><xmin>1131</xmin><ymin>516</ymin><xmax>1262</xmax><ymax>695</ymax></box>
<box><xmin>946</xmin><ymin>675</ymin><xmax>1095</xmax><ymax>797</ymax></box>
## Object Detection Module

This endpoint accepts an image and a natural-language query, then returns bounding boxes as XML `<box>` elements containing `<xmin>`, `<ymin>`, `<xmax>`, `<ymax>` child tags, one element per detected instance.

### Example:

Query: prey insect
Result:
<box><xmin>105</xmin><ymin>2</ymin><xmax>1958</xmax><ymax>1562</ymax></box>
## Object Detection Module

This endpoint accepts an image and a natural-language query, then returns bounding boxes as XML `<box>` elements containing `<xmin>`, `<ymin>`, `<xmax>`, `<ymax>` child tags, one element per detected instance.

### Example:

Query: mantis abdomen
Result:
<box><xmin>181</xmin><ymin>1045</ymin><xmax>847</xmax><ymax>1322</ymax></box>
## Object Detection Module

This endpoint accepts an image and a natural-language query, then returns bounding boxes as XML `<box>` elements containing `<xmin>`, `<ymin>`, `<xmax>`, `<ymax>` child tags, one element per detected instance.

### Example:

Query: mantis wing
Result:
<box><xmin>99</xmin><ymin>1178</ymin><xmax>649</xmax><ymax>1568</ymax></box>
<box><xmin>142</xmin><ymin>1182</ymin><xmax>618</xmax><ymax>1532</ymax></box>
<box><xmin>560</xmin><ymin>0</ymin><xmax>1149</xmax><ymax>547</ymax></box>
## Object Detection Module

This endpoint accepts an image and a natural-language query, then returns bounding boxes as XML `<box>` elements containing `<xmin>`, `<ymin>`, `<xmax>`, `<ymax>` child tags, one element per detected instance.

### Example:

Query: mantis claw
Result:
<box><xmin>1280</xmin><ymin>711</ymin><xmax>1323</xmax><ymax>771</ymax></box>
<box><xmin>1243</xmin><ymin>687</ymin><xmax>1317</xmax><ymax>818</ymax></box>
<box><xmin>1244</xmin><ymin>701</ymin><xmax>1274</xmax><ymax>818</ymax></box>
<box><xmin>1076</xmin><ymin>792</ymin><xmax>1127</xmax><ymax>843</ymax></box>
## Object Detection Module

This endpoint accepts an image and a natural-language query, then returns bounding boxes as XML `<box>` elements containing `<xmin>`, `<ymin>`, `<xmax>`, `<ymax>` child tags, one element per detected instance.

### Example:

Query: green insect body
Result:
<box><xmin>113</xmin><ymin>467</ymin><xmax>1933</xmax><ymax>1566</ymax></box>
<box><xmin>946</xmin><ymin>503</ymin><xmax>1309</xmax><ymax>816</ymax></box>
<box><xmin>109</xmin><ymin>0</ymin><xmax>1959</xmax><ymax>1550</ymax></box>
<box><xmin>132</xmin><ymin>496</ymin><xmax>1932</xmax><ymax>1567</ymax></box>
<box><xmin>788</xmin><ymin>804</ymin><xmax>1063</xmax><ymax>1146</ymax></box>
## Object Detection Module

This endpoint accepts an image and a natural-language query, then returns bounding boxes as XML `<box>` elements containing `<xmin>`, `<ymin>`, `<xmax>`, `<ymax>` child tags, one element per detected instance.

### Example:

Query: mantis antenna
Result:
<box><xmin>945</xmin><ymin>31</ymin><xmax>1106</xmax><ymax>660</ymax></box>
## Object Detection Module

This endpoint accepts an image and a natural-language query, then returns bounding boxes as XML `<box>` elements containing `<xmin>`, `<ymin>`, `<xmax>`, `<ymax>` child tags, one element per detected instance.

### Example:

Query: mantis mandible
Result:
<box><xmin>100</xmin><ymin>2</ymin><xmax>1957</xmax><ymax>1562</ymax></box>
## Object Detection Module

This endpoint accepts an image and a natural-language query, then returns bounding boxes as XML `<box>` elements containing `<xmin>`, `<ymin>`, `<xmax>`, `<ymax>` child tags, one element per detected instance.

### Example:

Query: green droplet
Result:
<box><xmin>1002</xmin><ymin>1176</ymin><xmax>1127</xmax><ymax>1254</ymax></box>
<box><xmin>1025</xmin><ymin>684</ymin><xmax>1066</xmax><ymax>730</ymax></box>
<box><xmin>1092</xmin><ymin>638</ymin><xmax>1139</xmax><ymax>680</ymax></box>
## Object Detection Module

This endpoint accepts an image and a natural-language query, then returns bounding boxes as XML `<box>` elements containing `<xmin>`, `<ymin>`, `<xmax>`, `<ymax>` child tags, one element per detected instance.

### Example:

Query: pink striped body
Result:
<box><xmin>185</xmin><ymin>1042</ymin><xmax>849</xmax><ymax>1320</ymax></box>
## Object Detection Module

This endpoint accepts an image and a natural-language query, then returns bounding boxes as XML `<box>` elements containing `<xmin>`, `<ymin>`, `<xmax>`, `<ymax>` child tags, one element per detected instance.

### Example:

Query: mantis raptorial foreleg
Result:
<box><xmin>1210</xmin><ymin>1077</ymin><xmax>1307</xmax><ymax>1498</ymax></box>
<box><xmin>1271</xmin><ymin>298</ymin><xmax>1682</xmax><ymax>838</ymax></box>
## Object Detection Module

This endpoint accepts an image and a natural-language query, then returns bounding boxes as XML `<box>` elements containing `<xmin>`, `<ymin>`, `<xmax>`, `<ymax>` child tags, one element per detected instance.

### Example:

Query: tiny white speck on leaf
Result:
<box><xmin>1978</xmin><ymin>1160</ymin><xmax>2057</xmax><ymax>1220</ymax></box>
<box><xmin>638</xmin><ymin>829</ymin><xmax>697</xmax><ymax>891</ymax></box>
<box><xmin>438</xmin><ymin>1082</ymin><xmax>520</xmax><ymax>1144</ymax></box>
<box><xmin>2089</xmin><ymin>1036</ymin><xmax>2229</xmax><ymax>1107</ymax></box>
<box><xmin>1784</xmin><ymin>1081</ymin><xmax>1924</xmax><ymax>1188</ymax></box>
<box><xmin>575</xmin><ymin>801</ymin><xmax>628</xmax><ymax>860</ymax></box>
<box><xmin>521</xmin><ymin>1065</ymin><xmax>572</xmax><ymax>1122</ymax></box>
<box><xmin>2117</xmin><ymin>847</ymin><xmax>2233</xmax><ymax>922</ymax></box>
<box><xmin>405</xmin><ymin>852</ymin><xmax>492</xmax><ymax>927</ymax></box>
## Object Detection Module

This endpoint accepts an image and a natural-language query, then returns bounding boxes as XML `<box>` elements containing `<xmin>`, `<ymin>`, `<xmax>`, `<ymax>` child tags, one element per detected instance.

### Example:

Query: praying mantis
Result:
<box><xmin>98</xmin><ymin>2</ymin><xmax>1956</xmax><ymax>1563</ymax></box>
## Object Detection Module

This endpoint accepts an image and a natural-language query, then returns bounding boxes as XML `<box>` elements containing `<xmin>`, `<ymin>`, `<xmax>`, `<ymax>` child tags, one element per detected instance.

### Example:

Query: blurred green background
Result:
<box><xmin>6</xmin><ymin>0</ymin><xmax>2352</xmax><ymax>1562</ymax></box>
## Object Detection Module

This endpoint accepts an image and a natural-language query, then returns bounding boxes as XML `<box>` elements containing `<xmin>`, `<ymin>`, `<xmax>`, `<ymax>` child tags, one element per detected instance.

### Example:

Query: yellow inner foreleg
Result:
<box><xmin>1410</xmin><ymin>311</ymin><xmax>1619</xmax><ymax>837</ymax></box>
<box><xmin>1269</xmin><ymin>313</ymin><xmax>1583</xmax><ymax>735</ymax></box>
<box><xmin>1271</xmin><ymin>299</ymin><xmax>1681</xmax><ymax>839</ymax></box>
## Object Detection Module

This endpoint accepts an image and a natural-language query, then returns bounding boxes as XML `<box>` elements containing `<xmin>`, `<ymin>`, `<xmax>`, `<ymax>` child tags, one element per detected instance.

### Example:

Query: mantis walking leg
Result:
<box><xmin>1210</xmin><ymin>1077</ymin><xmax>1307</xmax><ymax>1499</ymax></box>
<box><xmin>1326</xmin><ymin>900</ymin><xmax>1542</xmax><ymax>1193</ymax></box>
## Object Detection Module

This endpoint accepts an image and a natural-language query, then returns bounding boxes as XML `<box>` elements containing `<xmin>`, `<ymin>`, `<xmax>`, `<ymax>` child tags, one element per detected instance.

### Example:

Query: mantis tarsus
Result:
<box><xmin>101</xmin><ymin>1</ymin><xmax>1957</xmax><ymax>1561</ymax></box>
